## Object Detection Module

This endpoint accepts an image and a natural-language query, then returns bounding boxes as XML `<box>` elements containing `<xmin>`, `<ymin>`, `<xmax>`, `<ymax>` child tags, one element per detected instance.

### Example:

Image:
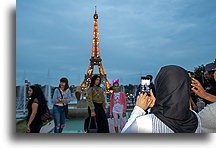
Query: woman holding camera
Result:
<box><xmin>87</xmin><ymin>75</ymin><xmax>109</xmax><ymax>133</ymax></box>
<box><xmin>122</xmin><ymin>65</ymin><xmax>201</xmax><ymax>133</ymax></box>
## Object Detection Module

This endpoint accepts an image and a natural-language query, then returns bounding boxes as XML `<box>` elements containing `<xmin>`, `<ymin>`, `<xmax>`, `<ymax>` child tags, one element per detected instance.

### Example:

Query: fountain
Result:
<box><xmin>44</xmin><ymin>69</ymin><xmax>52</xmax><ymax>109</ymax></box>
<box><xmin>16</xmin><ymin>71</ymin><xmax>28</xmax><ymax>122</ymax></box>
<box><xmin>65</xmin><ymin>86</ymin><xmax>88</xmax><ymax>118</ymax></box>
<box><xmin>134</xmin><ymin>85</ymin><xmax>138</xmax><ymax>96</ymax></box>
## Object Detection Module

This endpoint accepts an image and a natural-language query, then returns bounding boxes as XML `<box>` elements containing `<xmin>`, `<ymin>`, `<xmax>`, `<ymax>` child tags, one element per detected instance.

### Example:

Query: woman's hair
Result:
<box><xmin>208</xmin><ymin>77</ymin><xmax>216</xmax><ymax>88</ymax></box>
<box><xmin>59</xmin><ymin>77</ymin><xmax>69</xmax><ymax>91</ymax></box>
<box><xmin>28</xmin><ymin>85</ymin><xmax>48</xmax><ymax>114</ymax></box>
<box><xmin>113</xmin><ymin>82</ymin><xmax>119</xmax><ymax>87</ymax></box>
<box><xmin>146</xmin><ymin>74</ymin><xmax>153</xmax><ymax>82</ymax></box>
<box><xmin>90</xmin><ymin>75</ymin><xmax>101</xmax><ymax>87</ymax></box>
<box><xmin>209</xmin><ymin>71</ymin><xmax>215</xmax><ymax>78</ymax></box>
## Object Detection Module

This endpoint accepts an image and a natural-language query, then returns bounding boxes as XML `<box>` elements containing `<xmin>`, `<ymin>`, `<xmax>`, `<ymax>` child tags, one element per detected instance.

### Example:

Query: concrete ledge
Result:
<box><xmin>49</xmin><ymin>107</ymin><xmax>133</xmax><ymax>119</ymax></box>
<box><xmin>68</xmin><ymin>108</ymin><xmax>88</xmax><ymax>118</ymax></box>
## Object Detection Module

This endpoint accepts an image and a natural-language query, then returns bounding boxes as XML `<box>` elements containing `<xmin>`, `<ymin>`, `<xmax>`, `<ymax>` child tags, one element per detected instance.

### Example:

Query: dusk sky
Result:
<box><xmin>16</xmin><ymin>0</ymin><xmax>216</xmax><ymax>86</ymax></box>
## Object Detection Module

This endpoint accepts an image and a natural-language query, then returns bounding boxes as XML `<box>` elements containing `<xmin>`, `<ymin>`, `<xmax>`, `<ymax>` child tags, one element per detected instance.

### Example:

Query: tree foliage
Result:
<box><xmin>194</xmin><ymin>64</ymin><xmax>205</xmax><ymax>85</ymax></box>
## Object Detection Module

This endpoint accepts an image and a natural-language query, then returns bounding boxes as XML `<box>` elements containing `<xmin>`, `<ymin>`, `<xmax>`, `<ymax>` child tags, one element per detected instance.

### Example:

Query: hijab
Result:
<box><xmin>151</xmin><ymin>65</ymin><xmax>198</xmax><ymax>133</ymax></box>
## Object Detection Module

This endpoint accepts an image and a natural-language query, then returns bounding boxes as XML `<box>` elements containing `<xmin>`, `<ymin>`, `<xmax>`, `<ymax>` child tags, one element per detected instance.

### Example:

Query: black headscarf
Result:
<box><xmin>151</xmin><ymin>65</ymin><xmax>198</xmax><ymax>133</ymax></box>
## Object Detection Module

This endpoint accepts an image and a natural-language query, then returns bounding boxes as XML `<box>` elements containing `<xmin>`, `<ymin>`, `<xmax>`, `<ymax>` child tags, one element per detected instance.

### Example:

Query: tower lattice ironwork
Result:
<box><xmin>81</xmin><ymin>8</ymin><xmax>111</xmax><ymax>90</ymax></box>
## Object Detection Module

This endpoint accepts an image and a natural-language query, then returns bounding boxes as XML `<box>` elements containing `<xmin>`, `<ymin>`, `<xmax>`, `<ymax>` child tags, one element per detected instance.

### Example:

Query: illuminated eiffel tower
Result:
<box><xmin>81</xmin><ymin>7</ymin><xmax>111</xmax><ymax>90</ymax></box>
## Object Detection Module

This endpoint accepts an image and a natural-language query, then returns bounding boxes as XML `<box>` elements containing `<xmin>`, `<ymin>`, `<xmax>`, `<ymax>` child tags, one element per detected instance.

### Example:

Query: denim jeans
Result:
<box><xmin>53</xmin><ymin>105</ymin><xmax>66</xmax><ymax>133</ymax></box>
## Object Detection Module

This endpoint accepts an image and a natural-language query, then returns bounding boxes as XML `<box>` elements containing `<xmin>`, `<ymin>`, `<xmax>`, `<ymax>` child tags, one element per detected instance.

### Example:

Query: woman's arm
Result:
<box><xmin>121</xmin><ymin>106</ymin><xmax>146</xmax><ymax>133</ymax></box>
<box><xmin>26</xmin><ymin>103</ymin><xmax>38</xmax><ymax>132</ymax></box>
<box><xmin>65</xmin><ymin>90</ymin><xmax>73</xmax><ymax>103</ymax></box>
<box><xmin>191</xmin><ymin>78</ymin><xmax>216</xmax><ymax>102</ymax></box>
<box><xmin>122</xmin><ymin>92</ymin><xmax>155</xmax><ymax>133</ymax></box>
<box><xmin>102</xmin><ymin>91</ymin><xmax>106</xmax><ymax>111</ymax></box>
<box><xmin>122</xmin><ymin>92</ymin><xmax>127</xmax><ymax>113</ymax></box>
<box><xmin>52</xmin><ymin>89</ymin><xmax>62</xmax><ymax>104</ymax></box>
<box><xmin>203</xmin><ymin>93</ymin><xmax>216</xmax><ymax>102</ymax></box>
<box><xmin>87</xmin><ymin>88</ymin><xmax>95</xmax><ymax>113</ymax></box>
<box><xmin>110</xmin><ymin>94</ymin><xmax>114</xmax><ymax>115</ymax></box>
<box><xmin>102</xmin><ymin>92</ymin><xmax>106</xmax><ymax>111</ymax></box>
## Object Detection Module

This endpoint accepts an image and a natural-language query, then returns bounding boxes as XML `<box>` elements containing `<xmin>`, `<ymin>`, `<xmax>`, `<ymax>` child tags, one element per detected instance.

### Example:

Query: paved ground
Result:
<box><xmin>17</xmin><ymin>111</ymin><xmax>132</xmax><ymax>133</ymax></box>
<box><xmin>58</xmin><ymin>112</ymin><xmax>131</xmax><ymax>133</ymax></box>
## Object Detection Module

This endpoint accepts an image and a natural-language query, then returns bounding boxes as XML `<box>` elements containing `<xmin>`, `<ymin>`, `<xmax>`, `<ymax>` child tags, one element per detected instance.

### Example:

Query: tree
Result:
<box><xmin>194</xmin><ymin>64</ymin><xmax>205</xmax><ymax>86</ymax></box>
<box><xmin>124</xmin><ymin>84</ymin><xmax>135</xmax><ymax>95</ymax></box>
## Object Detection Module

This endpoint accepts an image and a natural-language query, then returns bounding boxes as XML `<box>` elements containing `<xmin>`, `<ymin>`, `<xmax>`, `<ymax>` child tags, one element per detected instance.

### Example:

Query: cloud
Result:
<box><xmin>16</xmin><ymin>0</ymin><xmax>216</xmax><ymax>86</ymax></box>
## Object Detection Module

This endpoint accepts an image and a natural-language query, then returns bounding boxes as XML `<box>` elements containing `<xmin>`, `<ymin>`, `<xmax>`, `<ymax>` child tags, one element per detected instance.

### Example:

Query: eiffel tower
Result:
<box><xmin>81</xmin><ymin>7</ymin><xmax>111</xmax><ymax>90</ymax></box>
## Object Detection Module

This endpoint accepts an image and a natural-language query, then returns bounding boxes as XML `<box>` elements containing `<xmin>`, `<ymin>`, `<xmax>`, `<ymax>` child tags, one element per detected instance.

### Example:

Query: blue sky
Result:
<box><xmin>16</xmin><ymin>0</ymin><xmax>216</xmax><ymax>86</ymax></box>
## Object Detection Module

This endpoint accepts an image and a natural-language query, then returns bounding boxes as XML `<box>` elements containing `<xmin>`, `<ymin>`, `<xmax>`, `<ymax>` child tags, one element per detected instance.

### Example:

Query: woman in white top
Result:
<box><xmin>122</xmin><ymin>65</ymin><xmax>201</xmax><ymax>133</ymax></box>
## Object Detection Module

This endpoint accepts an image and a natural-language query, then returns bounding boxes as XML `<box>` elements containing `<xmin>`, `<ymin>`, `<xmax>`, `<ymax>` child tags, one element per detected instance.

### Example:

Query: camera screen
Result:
<box><xmin>141</xmin><ymin>79</ymin><xmax>150</xmax><ymax>86</ymax></box>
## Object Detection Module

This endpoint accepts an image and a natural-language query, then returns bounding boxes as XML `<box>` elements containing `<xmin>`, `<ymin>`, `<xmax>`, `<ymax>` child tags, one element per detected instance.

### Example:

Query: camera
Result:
<box><xmin>140</xmin><ymin>76</ymin><xmax>151</xmax><ymax>95</ymax></box>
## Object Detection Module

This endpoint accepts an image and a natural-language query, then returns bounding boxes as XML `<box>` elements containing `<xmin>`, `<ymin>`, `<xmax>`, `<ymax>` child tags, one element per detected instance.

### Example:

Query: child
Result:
<box><xmin>110</xmin><ymin>80</ymin><xmax>127</xmax><ymax>133</ymax></box>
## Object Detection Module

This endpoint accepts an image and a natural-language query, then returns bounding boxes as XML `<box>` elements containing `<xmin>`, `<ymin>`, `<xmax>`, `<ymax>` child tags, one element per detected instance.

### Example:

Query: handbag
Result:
<box><xmin>57</xmin><ymin>88</ymin><xmax>69</xmax><ymax>118</ymax></box>
<box><xmin>41</xmin><ymin>106</ymin><xmax>51</xmax><ymax>122</ymax></box>
<box><xmin>40</xmin><ymin>120</ymin><xmax>55</xmax><ymax>133</ymax></box>
<box><xmin>87</xmin><ymin>117</ymin><xmax>98</xmax><ymax>133</ymax></box>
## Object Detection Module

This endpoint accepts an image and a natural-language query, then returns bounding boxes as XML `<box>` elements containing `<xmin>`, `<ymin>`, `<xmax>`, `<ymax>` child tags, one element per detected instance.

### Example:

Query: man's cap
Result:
<box><xmin>205</xmin><ymin>62</ymin><xmax>216</xmax><ymax>71</ymax></box>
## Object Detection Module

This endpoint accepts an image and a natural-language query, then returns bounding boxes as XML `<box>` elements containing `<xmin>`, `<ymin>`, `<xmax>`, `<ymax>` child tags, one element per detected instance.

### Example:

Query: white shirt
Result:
<box><xmin>198</xmin><ymin>102</ymin><xmax>216</xmax><ymax>133</ymax></box>
<box><xmin>113</xmin><ymin>92</ymin><xmax>124</xmax><ymax>113</ymax></box>
<box><xmin>121</xmin><ymin>106</ymin><xmax>201</xmax><ymax>133</ymax></box>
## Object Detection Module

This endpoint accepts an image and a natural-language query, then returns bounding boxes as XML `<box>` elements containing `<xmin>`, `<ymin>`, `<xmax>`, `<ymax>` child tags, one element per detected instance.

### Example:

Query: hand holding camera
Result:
<box><xmin>136</xmin><ymin>89</ymin><xmax>155</xmax><ymax>111</ymax></box>
<box><xmin>140</xmin><ymin>76</ymin><xmax>151</xmax><ymax>95</ymax></box>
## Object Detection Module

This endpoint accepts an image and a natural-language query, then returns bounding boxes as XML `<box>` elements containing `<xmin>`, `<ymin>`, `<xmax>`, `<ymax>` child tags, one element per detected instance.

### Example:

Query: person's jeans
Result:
<box><xmin>53</xmin><ymin>105</ymin><xmax>66</xmax><ymax>133</ymax></box>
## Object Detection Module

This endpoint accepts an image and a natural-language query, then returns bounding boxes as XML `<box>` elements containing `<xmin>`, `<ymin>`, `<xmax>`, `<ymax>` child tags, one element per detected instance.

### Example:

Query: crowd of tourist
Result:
<box><xmin>25</xmin><ymin>61</ymin><xmax>215</xmax><ymax>133</ymax></box>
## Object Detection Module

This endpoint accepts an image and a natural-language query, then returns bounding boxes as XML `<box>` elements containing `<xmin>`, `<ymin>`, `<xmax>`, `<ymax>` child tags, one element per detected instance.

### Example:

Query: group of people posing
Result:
<box><xmin>25</xmin><ymin>62</ymin><xmax>216</xmax><ymax>133</ymax></box>
<box><xmin>25</xmin><ymin>76</ymin><xmax>127</xmax><ymax>133</ymax></box>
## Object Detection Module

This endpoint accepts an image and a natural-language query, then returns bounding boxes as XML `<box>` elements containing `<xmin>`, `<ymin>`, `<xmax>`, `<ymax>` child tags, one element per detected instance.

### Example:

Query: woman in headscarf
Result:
<box><xmin>121</xmin><ymin>65</ymin><xmax>201</xmax><ymax>133</ymax></box>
